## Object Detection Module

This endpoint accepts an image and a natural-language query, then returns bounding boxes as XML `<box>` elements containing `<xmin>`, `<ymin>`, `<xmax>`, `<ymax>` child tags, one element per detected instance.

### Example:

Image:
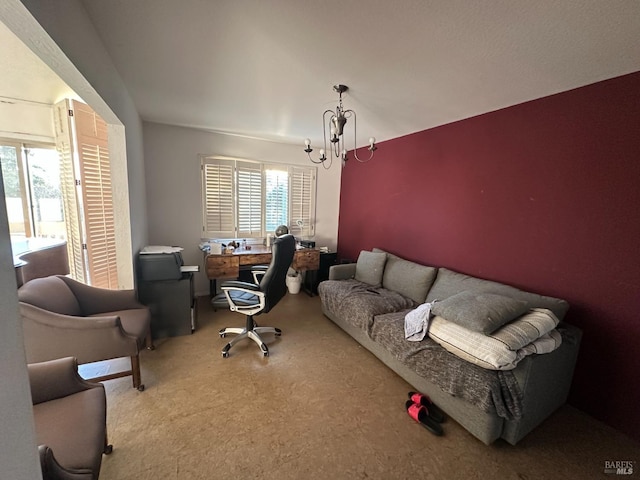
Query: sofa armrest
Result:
<box><xmin>58</xmin><ymin>276</ymin><xmax>145</xmax><ymax>315</ymax></box>
<box><xmin>29</xmin><ymin>357</ymin><xmax>101</xmax><ymax>405</ymax></box>
<box><xmin>39</xmin><ymin>444</ymin><xmax>93</xmax><ymax>480</ymax></box>
<box><xmin>328</xmin><ymin>263</ymin><xmax>356</xmax><ymax>280</ymax></box>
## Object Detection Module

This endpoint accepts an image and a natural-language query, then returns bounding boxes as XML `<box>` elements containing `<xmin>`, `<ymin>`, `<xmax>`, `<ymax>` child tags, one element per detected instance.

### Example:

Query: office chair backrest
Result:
<box><xmin>259</xmin><ymin>234</ymin><xmax>296</xmax><ymax>313</ymax></box>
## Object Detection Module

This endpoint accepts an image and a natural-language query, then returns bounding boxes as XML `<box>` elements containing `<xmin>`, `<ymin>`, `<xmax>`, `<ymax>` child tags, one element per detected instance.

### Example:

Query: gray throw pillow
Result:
<box><xmin>431</xmin><ymin>291</ymin><xmax>529</xmax><ymax>334</ymax></box>
<box><xmin>354</xmin><ymin>251</ymin><xmax>387</xmax><ymax>287</ymax></box>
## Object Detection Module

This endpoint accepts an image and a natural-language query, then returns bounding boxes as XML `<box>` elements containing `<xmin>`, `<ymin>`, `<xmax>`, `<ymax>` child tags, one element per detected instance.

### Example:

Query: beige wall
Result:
<box><xmin>143</xmin><ymin>122</ymin><xmax>342</xmax><ymax>295</ymax></box>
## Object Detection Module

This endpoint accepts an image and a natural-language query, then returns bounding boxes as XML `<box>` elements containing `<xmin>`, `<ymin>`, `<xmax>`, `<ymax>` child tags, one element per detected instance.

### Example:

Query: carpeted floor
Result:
<box><xmin>100</xmin><ymin>293</ymin><xmax>639</xmax><ymax>479</ymax></box>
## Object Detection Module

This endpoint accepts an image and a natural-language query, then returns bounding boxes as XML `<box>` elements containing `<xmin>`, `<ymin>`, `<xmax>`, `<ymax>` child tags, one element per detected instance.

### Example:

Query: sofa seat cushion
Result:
<box><xmin>369</xmin><ymin>310</ymin><xmax>524</xmax><ymax>419</ymax></box>
<box><xmin>33</xmin><ymin>388</ymin><xmax>106</xmax><ymax>474</ymax></box>
<box><xmin>426</xmin><ymin>268</ymin><xmax>569</xmax><ymax>320</ymax></box>
<box><xmin>318</xmin><ymin>279</ymin><xmax>415</xmax><ymax>333</ymax></box>
<box><xmin>90</xmin><ymin>308</ymin><xmax>150</xmax><ymax>345</ymax></box>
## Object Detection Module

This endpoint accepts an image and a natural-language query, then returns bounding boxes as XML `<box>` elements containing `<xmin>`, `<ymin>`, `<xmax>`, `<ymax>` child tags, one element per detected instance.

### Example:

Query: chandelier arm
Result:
<box><xmin>346</xmin><ymin>109</ymin><xmax>375</xmax><ymax>163</ymax></box>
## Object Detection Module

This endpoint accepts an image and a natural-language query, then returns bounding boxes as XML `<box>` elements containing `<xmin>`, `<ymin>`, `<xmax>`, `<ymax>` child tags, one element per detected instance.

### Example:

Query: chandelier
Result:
<box><xmin>304</xmin><ymin>84</ymin><xmax>376</xmax><ymax>169</ymax></box>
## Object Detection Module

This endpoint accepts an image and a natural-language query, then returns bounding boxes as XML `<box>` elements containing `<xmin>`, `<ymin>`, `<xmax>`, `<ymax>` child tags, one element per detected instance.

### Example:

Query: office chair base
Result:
<box><xmin>219</xmin><ymin>322</ymin><xmax>282</xmax><ymax>357</ymax></box>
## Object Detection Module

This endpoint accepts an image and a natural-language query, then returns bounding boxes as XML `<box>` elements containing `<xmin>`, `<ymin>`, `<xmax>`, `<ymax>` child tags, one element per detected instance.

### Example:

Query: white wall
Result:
<box><xmin>0</xmin><ymin>2</ymin><xmax>147</xmax><ymax>477</ymax></box>
<box><xmin>0</xmin><ymin>98</ymin><xmax>54</xmax><ymax>144</ymax></box>
<box><xmin>143</xmin><ymin>122</ymin><xmax>342</xmax><ymax>295</ymax></box>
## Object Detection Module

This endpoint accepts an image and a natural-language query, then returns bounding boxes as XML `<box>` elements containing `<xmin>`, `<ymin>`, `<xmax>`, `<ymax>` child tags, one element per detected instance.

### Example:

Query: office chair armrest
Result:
<box><xmin>250</xmin><ymin>265</ymin><xmax>269</xmax><ymax>283</ymax></box>
<box><xmin>220</xmin><ymin>280</ymin><xmax>260</xmax><ymax>291</ymax></box>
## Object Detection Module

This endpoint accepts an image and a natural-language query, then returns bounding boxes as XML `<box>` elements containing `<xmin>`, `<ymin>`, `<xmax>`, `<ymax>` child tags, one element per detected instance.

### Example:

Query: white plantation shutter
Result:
<box><xmin>236</xmin><ymin>161</ymin><xmax>262</xmax><ymax>237</ymax></box>
<box><xmin>54</xmin><ymin>100</ymin><xmax>86</xmax><ymax>283</ymax></box>
<box><xmin>264</xmin><ymin>167</ymin><xmax>288</xmax><ymax>233</ymax></box>
<box><xmin>202</xmin><ymin>158</ymin><xmax>235</xmax><ymax>237</ymax></box>
<box><xmin>289</xmin><ymin>166</ymin><xmax>315</xmax><ymax>237</ymax></box>
<box><xmin>73</xmin><ymin>100</ymin><xmax>118</xmax><ymax>289</ymax></box>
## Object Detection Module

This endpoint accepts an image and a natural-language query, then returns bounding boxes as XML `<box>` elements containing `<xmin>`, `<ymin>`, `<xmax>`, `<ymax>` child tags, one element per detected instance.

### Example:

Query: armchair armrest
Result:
<box><xmin>20</xmin><ymin>303</ymin><xmax>139</xmax><ymax>364</ymax></box>
<box><xmin>39</xmin><ymin>444</ymin><xmax>93</xmax><ymax>480</ymax></box>
<box><xmin>28</xmin><ymin>357</ymin><xmax>100</xmax><ymax>405</ymax></box>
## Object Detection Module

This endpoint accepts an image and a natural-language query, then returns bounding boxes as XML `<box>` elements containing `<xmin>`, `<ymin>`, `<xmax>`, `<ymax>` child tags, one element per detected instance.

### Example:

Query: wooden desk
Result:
<box><xmin>205</xmin><ymin>246</ymin><xmax>320</xmax><ymax>295</ymax></box>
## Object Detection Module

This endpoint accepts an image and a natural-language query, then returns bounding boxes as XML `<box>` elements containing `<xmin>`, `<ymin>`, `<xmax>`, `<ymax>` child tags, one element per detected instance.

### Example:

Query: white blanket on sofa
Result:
<box><xmin>404</xmin><ymin>302</ymin><xmax>433</xmax><ymax>341</ymax></box>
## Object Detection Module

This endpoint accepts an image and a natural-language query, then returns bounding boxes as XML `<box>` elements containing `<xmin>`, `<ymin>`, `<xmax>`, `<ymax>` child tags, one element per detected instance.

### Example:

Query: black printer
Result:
<box><xmin>138</xmin><ymin>247</ymin><xmax>184</xmax><ymax>281</ymax></box>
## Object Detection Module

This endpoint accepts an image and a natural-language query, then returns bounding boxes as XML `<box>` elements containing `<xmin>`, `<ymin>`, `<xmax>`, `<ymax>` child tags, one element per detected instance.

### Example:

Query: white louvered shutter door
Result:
<box><xmin>54</xmin><ymin>100</ymin><xmax>86</xmax><ymax>283</ymax></box>
<box><xmin>72</xmin><ymin>100</ymin><xmax>118</xmax><ymax>289</ymax></box>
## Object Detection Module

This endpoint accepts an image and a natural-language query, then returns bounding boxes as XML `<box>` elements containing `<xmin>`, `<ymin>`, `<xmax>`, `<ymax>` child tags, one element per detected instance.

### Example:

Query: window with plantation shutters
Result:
<box><xmin>200</xmin><ymin>156</ymin><xmax>316</xmax><ymax>239</ymax></box>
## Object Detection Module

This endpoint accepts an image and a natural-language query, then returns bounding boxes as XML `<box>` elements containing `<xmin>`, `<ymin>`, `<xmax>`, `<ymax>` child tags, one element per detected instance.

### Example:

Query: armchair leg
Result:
<box><xmin>145</xmin><ymin>326</ymin><xmax>155</xmax><ymax>350</ymax></box>
<box><xmin>104</xmin><ymin>433</ymin><xmax>113</xmax><ymax>455</ymax></box>
<box><xmin>131</xmin><ymin>355</ymin><xmax>145</xmax><ymax>391</ymax></box>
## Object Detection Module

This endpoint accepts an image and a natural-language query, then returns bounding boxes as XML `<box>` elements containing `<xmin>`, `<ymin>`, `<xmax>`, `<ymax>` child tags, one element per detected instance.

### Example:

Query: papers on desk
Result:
<box><xmin>180</xmin><ymin>265</ymin><xmax>199</xmax><ymax>273</ymax></box>
<box><xmin>140</xmin><ymin>245</ymin><xmax>184</xmax><ymax>254</ymax></box>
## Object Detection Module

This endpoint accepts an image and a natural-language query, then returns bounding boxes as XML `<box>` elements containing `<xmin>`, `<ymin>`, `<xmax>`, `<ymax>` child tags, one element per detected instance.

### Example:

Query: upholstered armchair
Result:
<box><xmin>30</xmin><ymin>357</ymin><xmax>111</xmax><ymax>480</ymax></box>
<box><xmin>18</xmin><ymin>275</ymin><xmax>152</xmax><ymax>391</ymax></box>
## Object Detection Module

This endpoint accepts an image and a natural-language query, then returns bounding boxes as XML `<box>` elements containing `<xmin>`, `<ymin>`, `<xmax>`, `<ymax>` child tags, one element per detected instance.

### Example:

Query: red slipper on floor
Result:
<box><xmin>408</xmin><ymin>391</ymin><xmax>446</xmax><ymax>423</ymax></box>
<box><xmin>405</xmin><ymin>400</ymin><xmax>443</xmax><ymax>436</ymax></box>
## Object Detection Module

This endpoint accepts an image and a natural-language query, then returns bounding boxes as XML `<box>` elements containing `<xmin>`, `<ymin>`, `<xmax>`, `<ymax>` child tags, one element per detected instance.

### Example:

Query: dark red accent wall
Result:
<box><xmin>338</xmin><ymin>71</ymin><xmax>640</xmax><ymax>442</ymax></box>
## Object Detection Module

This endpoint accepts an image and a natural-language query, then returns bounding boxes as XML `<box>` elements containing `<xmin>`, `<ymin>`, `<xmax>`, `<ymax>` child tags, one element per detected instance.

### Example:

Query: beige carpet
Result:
<box><xmin>100</xmin><ymin>294</ymin><xmax>639</xmax><ymax>479</ymax></box>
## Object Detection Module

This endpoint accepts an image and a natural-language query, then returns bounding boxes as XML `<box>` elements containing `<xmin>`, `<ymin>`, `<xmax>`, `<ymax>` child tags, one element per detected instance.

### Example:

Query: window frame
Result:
<box><xmin>200</xmin><ymin>155</ymin><xmax>317</xmax><ymax>239</ymax></box>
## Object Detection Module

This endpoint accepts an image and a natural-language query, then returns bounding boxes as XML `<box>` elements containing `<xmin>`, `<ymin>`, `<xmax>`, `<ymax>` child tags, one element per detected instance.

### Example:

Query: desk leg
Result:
<box><xmin>209</xmin><ymin>279</ymin><xmax>217</xmax><ymax>298</ymax></box>
<box><xmin>302</xmin><ymin>270</ymin><xmax>317</xmax><ymax>297</ymax></box>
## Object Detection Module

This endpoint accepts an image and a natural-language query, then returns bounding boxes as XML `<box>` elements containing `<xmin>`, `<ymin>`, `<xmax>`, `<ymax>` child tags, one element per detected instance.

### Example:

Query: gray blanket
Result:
<box><xmin>319</xmin><ymin>279</ymin><xmax>523</xmax><ymax>419</ymax></box>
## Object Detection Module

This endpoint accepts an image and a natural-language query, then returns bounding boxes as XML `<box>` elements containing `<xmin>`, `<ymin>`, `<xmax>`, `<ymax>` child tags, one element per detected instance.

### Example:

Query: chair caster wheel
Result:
<box><xmin>222</xmin><ymin>352</ymin><xmax>229</xmax><ymax>358</ymax></box>
<box><xmin>220</xmin><ymin>333</ymin><xmax>226</xmax><ymax>338</ymax></box>
<box><xmin>263</xmin><ymin>351</ymin><xmax>269</xmax><ymax>357</ymax></box>
<box><xmin>137</xmin><ymin>384</ymin><xmax>145</xmax><ymax>392</ymax></box>
<box><xmin>104</xmin><ymin>444</ymin><xmax>113</xmax><ymax>455</ymax></box>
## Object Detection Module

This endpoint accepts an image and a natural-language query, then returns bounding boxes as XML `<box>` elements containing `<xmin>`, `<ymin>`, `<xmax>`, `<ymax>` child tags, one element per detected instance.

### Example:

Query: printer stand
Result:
<box><xmin>138</xmin><ymin>273</ymin><xmax>197</xmax><ymax>339</ymax></box>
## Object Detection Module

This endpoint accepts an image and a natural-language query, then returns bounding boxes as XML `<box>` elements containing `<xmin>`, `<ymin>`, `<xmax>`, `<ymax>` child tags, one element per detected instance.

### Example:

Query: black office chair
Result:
<box><xmin>212</xmin><ymin>234</ymin><xmax>296</xmax><ymax>357</ymax></box>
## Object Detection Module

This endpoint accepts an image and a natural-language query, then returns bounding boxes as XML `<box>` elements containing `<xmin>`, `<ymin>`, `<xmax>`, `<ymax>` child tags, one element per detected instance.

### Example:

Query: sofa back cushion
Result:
<box><xmin>354</xmin><ymin>251</ymin><xmax>387</xmax><ymax>287</ymax></box>
<box><xmin>17</xmin><ymin>276</ymin><xmax>82</xmax><ymax>316</ymax></box>
<box><xmin>379</xmin><ymin>253</ymin><xmax>438</xmax><ymax>304</ymax></box>
<box><xmin>425</xmin><ymin>268</ymin><xmax>569</xmax><ymax>320</ymax></box>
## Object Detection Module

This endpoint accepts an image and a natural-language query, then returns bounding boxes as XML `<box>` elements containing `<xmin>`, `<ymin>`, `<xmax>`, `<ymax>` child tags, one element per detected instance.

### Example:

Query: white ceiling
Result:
<box><xmin>38</xmin><ymin>1</ymin><xmax>640</xmax><ymax>148</ymax></box>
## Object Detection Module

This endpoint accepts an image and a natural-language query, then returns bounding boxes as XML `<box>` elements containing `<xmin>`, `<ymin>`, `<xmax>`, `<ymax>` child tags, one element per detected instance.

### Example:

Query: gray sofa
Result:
<box><xmin>318</xmin><ymin>249</ymin><xmax>582</xmax><ymax>445</ymax></box>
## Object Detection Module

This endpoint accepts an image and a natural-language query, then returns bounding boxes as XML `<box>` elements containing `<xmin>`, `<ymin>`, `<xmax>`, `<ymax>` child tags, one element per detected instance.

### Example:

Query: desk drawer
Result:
<box><xmin>206</xmin><ymin>255</ymin><xmax>239</xmax><ymax>278</ymax></box>
<box><xmin>293</xmin><ymin>249</ymin><xmax>320</xmax><ymax>271</ymax></box>
<box><xmin>239</xmin><ymin>253</ymin><xmax>272</xmax><ymax>266</ymax></box>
